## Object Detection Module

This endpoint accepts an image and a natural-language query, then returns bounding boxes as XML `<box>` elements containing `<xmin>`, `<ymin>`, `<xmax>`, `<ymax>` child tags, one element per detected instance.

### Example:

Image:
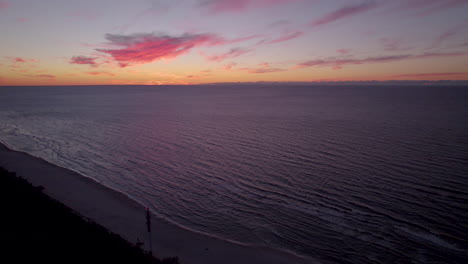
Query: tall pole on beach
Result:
<box><xmin>146</xmin><ymin>208</ymin><xmax>153</xmax><ymax>257</ymax></box>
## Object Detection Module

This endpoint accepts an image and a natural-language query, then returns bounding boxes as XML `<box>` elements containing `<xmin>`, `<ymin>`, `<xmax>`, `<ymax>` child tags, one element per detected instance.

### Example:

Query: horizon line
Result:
<box><xmin>2</xmin><ymin>80</ymin><xmax>468</xmax><ymax>87</ymax></box>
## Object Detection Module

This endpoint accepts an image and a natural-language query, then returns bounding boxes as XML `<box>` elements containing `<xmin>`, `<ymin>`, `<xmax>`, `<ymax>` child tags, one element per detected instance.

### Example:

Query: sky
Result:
<box><xmin>0</xmin><ymin>0</ymin><xmax>468</xmax><ymax>85</ymax></box>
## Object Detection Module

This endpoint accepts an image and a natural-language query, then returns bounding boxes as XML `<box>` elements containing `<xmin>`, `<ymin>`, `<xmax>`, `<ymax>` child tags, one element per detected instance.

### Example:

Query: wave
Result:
<box><xmin>1</xmin><ymin>85</ymin><xmax>467</xmax><ymax>263</ymax></box>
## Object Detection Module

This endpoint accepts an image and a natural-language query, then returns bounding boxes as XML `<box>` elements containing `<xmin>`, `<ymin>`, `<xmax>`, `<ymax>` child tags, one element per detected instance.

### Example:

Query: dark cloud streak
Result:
<box><xmin>296</xmin><ymin>52</ymin><xmax>465</xmax><ymax>69</ymax></box>
<box><xmin>311</xmin><ymin>0</ymin><xmax>379</xmax><ymax>27</ymax></box>
<box><xmin>70</xmin><ymin>56</ymin><xmax>98</xmax><ymax>66</ymax></box>
<box><xmin>205</xmin><ymin>47</ymin><xmax>252</xmax><ymax>62</ymax></box>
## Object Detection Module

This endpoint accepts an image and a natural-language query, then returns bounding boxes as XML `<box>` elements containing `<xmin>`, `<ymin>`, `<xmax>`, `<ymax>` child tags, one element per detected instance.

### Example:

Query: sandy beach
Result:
<box><xmin>0</xmin><ymin>142</ymin><xmax>314</xmax><ymax>264</ymax></box>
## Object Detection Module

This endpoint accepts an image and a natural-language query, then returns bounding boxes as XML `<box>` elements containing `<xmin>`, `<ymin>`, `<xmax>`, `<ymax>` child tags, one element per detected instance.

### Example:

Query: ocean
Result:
<box><xmin>0</xmin><ymin>85</ymin><xmax>466</xmax><ymax>263</ymax></box>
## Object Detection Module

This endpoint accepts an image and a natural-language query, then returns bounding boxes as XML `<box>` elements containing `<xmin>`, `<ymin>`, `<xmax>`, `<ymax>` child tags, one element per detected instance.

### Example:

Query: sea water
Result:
<box><xmin>0</xmin><ymin>85</ymin><xmax>466</xmax><ymax>263</ymax></box>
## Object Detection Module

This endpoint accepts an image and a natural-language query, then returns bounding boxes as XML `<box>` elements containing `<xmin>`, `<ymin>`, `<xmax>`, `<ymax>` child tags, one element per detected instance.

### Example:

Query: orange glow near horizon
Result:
<box><xmin>1</xmin><ymin>0</ymin><xmax>468</xmax><ymax>86</ymax></box>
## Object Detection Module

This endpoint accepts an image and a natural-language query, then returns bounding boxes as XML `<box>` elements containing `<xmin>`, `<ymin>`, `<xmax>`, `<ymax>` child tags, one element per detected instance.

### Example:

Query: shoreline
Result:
<box><xmin>0</xmin><ymin>166</ymin><xmax>167</xmax><ymax>263</ymax></box>
<box><xmin>0</xmin><ymin>141</ymin><xmax>315</xmax><ymax>264</ymax></box>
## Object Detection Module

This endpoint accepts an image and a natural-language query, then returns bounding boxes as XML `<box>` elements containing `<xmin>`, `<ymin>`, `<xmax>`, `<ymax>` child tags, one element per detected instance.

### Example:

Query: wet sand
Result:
<box><xmin>0</xmin><ymin>142</ymin><xmax>314</xmax><ymax>264</ymax></box>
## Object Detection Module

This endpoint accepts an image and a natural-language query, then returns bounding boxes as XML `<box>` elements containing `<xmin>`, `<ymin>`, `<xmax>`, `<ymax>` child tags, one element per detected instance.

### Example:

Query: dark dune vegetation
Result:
<box><xmin>0</xmin><ymin>167</ymin><xmax>179</xmax><ymax>264</ymax></box>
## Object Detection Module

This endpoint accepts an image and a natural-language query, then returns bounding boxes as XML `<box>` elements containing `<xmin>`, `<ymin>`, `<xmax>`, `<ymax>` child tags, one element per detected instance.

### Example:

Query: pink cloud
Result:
<box><xmin>295</xmin><ymin>52</ymin><xmax>465</xmax><ymax>69</ymax></box>
<box><xmin>97</xmin><ymin>33</ymin><xmax>225</xmax><ymax>67</ymax></box>
<box><xmin>14</xmin><ymin>57</ymin><xmax>27</xmax><ymax>63</ymax></box>
<box><xmin>205</xmin><ymin>47</ymin><xmax>252</xmax><ymax>62</ymax></box>
<box><xmin>337</xmin><ymin>49</ymin><xmax>350</xmax><ymax>54</ymax></box>
<box><xmin>247</xmin><ymin>68</ymin><xmax>286</xmax><ymax>73</ymax></box>
<box><xmin>4</xmin><ymin>57</ymin><xmax>39</xmax><ymax>63</ymax></box>
<box><xmin>258</xmin><ymin>31</ymin><xmax>304</xmax><ymax>45</ymax></box>
<box><xmin>412</xmin><ymin>52</ymin><xmax>466</xmax><ymax>59</ymax></box>
<box><xmin>431</xmin><ymin>22</ymin><xmax>468</xmax><ymax>47</ymax></box>
<box><xmin>70</xmin><ymin>56</ymin><xmax>98</xmax><ymax>66</ymax></box>
<box><xmin>26</xmin><ymin>74</ymin><xmax>56</xmax><ymax>81</ymax></box>
<box><xmin>16</xmin><ymin>18</ymin><xmax>30</xmax><ymax>23</ymax></box>
<box><xmin>86</xmin><ymin>71</ymin><xmax>115</xmax><ymax>76</ymax></box>
<box><xmin>392</xmin><ymin>72</ymin><xmax>468</xmax><ymax>78</ymax></box>
<box><xmin>202</xmin><ymin>0</ymin><xmax>298</xmax><ymax>14</ymax></box>
<box><xmin>311</xmin><ymin>1</ymin><xmax>379</xmax><ymax>27</ymax></box>
<box><xmin>0</xmin><ymin>1</ymin><xmax>10</xmax><ymax>10</ymax></box>
<box><xmin>238</xmin><ymin>62</ymin><xmax>287</xmax><ymax>73</ymax></box>
<box><xmin>36</xmin><ymin>74</ymin><xmax>55</xmax><ymax>78</ymax></box>
<box><xmin>223</xmin><ymin>62</ymin><xmax>237</xmax><ymax>70</ymax></box>
<box><xmin>435</xmin><ymin>31</ymin><xmax>457</xmax><ymax>46</ymax></box>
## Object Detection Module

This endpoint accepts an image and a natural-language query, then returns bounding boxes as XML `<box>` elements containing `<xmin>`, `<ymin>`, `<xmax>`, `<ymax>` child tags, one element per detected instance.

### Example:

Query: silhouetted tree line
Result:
<box><xmin>0</xmin><ymin>167</ymin><xmax>179</xmax><ymax>264</ymax></box>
